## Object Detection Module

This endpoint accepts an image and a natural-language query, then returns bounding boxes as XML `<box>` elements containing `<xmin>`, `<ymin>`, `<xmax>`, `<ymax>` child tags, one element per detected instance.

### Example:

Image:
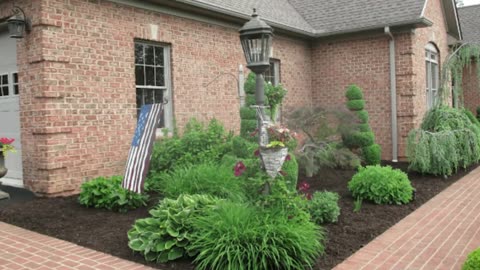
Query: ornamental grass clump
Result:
<box><xmin>407</xmin><ymin>106</ymin><xmax>480</xmax><ymax>176</ymax></box>
<box><xmin>188</xmin><ymin>201</ymin><xmax>324</xmax><ymax>270</ymax></box>
<box><xmin>78</xmin><ymin>176</ymin><xmax>148</xmax><ymax>212</ymax></box>
<box><xmin>128</xmin><ymin>194</ymin><xmax>221</xmax><ymax>263</ymax></box>
<box><xmin>342</xmin><ymin>84</ymin><xmax>381</xmax><ymax>165</ymax></box>
<box><xmin>348</xmin><ymin>165</ymin><xmax>413</xmax><ymax>205</ymax></box>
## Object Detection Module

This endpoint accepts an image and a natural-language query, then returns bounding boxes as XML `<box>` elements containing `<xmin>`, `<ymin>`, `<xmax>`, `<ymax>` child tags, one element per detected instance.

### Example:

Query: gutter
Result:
<box><xmin>384</xmin><ymin>26</ymin><xmax>398</xmax><ymax>162</ymax></box>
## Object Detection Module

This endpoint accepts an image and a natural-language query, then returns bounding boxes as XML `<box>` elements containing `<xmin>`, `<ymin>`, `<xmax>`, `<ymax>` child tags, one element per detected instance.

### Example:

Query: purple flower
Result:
<box><xmin>254</xmin><ymin>149</ymin><xmax>260</xmax><ymax>157</ymax></box>
<box><xmin>298</xmin><ymin>181</ymin><xmax>310</xmax><ymax>192</ymax></box>
<box><xmin>285</xmin><ymin>154</ymin><xmax>291</xmax><ymax>161</ymax></box>
<box><xmin>234</xmin><ymin>161</ymin><xmax>246</xmax><ymax>177</ymax></box>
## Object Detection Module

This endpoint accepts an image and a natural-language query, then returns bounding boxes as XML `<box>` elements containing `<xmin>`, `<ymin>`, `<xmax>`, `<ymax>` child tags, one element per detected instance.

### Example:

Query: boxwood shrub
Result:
<box><xmin>348</xmin><ymin>165</ymin><xmax>413</xmax><ymax>205</ymax></box>
<box><xmin>307</xmin><ymin>191</ymin><xmax>341</xmax><ymax>224</ymax></box>
<box><xmin>346</xmin><ymin>100</ymin><xmax>365</xmax><ymax>111</ymax></box>
<box><xmin>362</xmin><ymin>143</ymin><xmax>382</xmax><ymax>165</ymax></box>
<box><xmin>78</xmin><ymin>176</ymin><xmax>148</xmax><ymax>212</ymax></box>
<box><xmin>345</xmin><ymin>85</ymin><xmax>364</xmax><ymax>100</ymax></box>
<box><xmin>463</xmin><ymin>247</ymin><xmax>480</xmax><ymax>270</ymax></box>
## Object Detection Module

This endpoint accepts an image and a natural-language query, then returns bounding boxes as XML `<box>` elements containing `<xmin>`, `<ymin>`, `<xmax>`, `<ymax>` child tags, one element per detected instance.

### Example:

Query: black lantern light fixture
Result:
<box><xmin>7</xmin><ymin>6</ymin><xmax>31</xmax><ymax>39</ymax></box>
<box><xmin>239</xmin><ymin>9</ymin><xmax>273</xmax><ymax>74</ymax></box>
<box><xmin>239</xmin><ymin>9</ymin><xmax>273</xmax><ymax>148</ymax></box>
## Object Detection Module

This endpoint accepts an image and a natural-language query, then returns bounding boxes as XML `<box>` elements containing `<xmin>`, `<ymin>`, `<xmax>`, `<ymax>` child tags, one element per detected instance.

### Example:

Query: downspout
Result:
<box><xmin>385</xmin><ymin>26</ymin><xmax>398</xmax><ymax>162</ymax></box>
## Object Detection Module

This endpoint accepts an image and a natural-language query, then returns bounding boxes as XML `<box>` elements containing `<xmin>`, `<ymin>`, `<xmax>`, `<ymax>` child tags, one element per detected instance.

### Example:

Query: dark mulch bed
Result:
<box><xmin>0</xmin><ymin>162</ymin><xmax>477</xmax><ymax>269</ymax></box>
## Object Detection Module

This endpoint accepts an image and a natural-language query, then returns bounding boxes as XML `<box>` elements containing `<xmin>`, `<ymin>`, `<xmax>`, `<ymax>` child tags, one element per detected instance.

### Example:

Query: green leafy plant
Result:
<box><xmin>463</xmin><ymin>247</ymin><xmax>480</xmax><ymax>270</ymax></box>
<box><xmin>150</xmin><ymin>163</ymin><xmax>247</xmax><ymax>201</ymax></box>
<box><xmin>0</xmin><ymin>137</ymin><xmax>16</xmax><ymax>156</ymax></box>
<box><xmin>348</xmin><ymin>165</ymin><xmax>413</xmax><ymax>205</ymax></box>
<box><xmin>265</xmin><ymin>82</ymin><xmax>287</xmax><ymax>122</ymax></box>
<box><xmin>128</xmin><ymin>194</ymin><xmax>221</xmax><ymax>263</ymax></box>
<box><xmin>346</xmin><ymin>100</ymin><xmax>365</xmax><ymax>111</ymax></box>
<box><xmin>408</xmin><ymin>106</ymin><xmax>480</xmax><ymax>176</ymax></box>
<box><xmin>362</xmin><ymin>144</ymin><xmax>382</xmax><ymax>165</ymax></box>
<box><xmin>188</xmin><ymin>201</ymin><xmax>324</xmax><ymax>270</ymax></box>
<box><xmin>477</xmin><ymin>106</ymin><xmax>480</xmax><ymax>121</ymax></box>
<box><xmin>353</xmin><ymin>197</ymin><xmax>362</xmax><ymax>212</ymax></box>
<box><xmin>345</xmin><ymin>85</ymin><xmax>364</xmax><ymax>100</ymax></box>
<box><xmin>307</xmin><ymin>191</ymin><xmax>341</xmax><ymax>224</ymax></box>
<box><xmin>78</xmin><ymin>176</ymin><xmax>148</xmax><ymax>212</ymax></box>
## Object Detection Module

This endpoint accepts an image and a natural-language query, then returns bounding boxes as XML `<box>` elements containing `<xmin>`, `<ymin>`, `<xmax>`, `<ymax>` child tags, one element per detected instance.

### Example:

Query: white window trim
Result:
<box><xmin>134</xmin><ymin>41</ymin><xmax>173</xmax><ymax>133</ymax></box>
<box><xmin>425</xmin><ymin>44</ymin><xmax>439</xmax><ymax>109</ymax></box>
<box><xmin>0</xmin><ymin>72</ymin><xmax>18</xmax><ymax>99</ymax></box>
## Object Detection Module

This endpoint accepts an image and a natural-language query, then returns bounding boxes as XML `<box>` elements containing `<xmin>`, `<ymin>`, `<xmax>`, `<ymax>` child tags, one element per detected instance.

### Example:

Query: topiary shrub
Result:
<box><xmin>348</xmin><ymin>165</ymin><xmax>413</xmax><ymax>205</ymax></box>
<box><xmin>408</xmin><ymin>106</ymin><xmax>480</xmax><ymax>176</ymax></box>
<box><xmin>345</xmin><ymin>85</ymin><xmax>364</xmax><ymax>100</ymax></box>
<box><xmin>152</xmin><ymin>163</ymin><xmax>247</xmax><ymax>202</ymax></box>
<box><xmin>78</xmin><ymin>176</ymin><xmax>148</xmax><ymax>212</ymax></box>
<box><xmin>128</xmin><ymin>194</ymin><xmax>221</xmax><ymax>263</ymax></box>
<box><xmin>307</xmin><ymin>191</ymin><xmax>341</xmax><ymax>224</ymax></box>
<box><xmin>342</xmin><ymin>84</ymin><xmax>381</xmax><ymax>165</ymax></box>
<box><xmin>188</xmin><ymin>201</ymin><xmax>324</xmax><ymax>270</ymax></box>
<box><xmin>463</xmin><ymin>247</ymin><xmax>480</xmax><ymax>270</ymax></box>
<box><xmin>362</xmin><ymin>143</ymin><xmax>382</xmax><ymax>165</ymax></box>
<box><xmin>231</xmin><ymin>135</ymin><xmax>258</xmax><ymax>159</ymax></box>
<box><xmin>346</xmin><ymin>100</ymin><xmax>365</xmax><ymax>111</ymax></box>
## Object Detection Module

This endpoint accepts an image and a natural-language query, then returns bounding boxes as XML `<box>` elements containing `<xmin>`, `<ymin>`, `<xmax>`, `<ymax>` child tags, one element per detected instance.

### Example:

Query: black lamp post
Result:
<box><xmin>7</xmin><ymin>6</ymin><xmax>31</xmax><ymax>39</ymax></box>
<box><xmin>239</xmin><ymin>9</ymin><xmax>273</xmax><ymax>147</ymax></box>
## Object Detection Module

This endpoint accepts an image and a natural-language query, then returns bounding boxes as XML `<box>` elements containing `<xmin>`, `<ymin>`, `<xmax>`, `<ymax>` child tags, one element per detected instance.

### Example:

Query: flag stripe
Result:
<box><xmin>122</xmin><ymin>103</ymin><xmax>164</xmax><ymax>193</ymax></box>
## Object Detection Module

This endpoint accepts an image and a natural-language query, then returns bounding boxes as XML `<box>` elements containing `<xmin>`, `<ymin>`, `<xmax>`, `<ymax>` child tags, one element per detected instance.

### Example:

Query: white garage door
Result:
<box><xmin>0</xmin><ymin>26</ymin><xmax>23</xmax><ymax>187</ymax></box>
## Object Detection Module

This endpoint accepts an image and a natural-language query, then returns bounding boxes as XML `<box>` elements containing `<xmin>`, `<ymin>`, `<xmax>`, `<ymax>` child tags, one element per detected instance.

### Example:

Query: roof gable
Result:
<box><xmin>458</xmin><ymin>4</ymin><xmax>480</xmax><ymax>44</ymax></box>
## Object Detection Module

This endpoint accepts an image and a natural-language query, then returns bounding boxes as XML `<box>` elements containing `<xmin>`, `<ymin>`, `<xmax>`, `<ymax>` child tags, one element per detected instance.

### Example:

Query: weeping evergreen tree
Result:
<box><xmin>408</xmin><ymin>44</ymin><xmax>480</xmax><ymax>176</ymax></box>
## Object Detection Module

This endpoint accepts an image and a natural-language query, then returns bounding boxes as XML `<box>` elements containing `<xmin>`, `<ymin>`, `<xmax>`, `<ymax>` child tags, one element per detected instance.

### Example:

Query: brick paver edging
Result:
<box><xmin>334</xmin><ymin>167</ymin><xmax>480</xmax><ymax>270</ymax></box>
<box><xmin>0</xmin><ymin>222</ymin><xmax>154</xmax><ymax>270</ymax></box>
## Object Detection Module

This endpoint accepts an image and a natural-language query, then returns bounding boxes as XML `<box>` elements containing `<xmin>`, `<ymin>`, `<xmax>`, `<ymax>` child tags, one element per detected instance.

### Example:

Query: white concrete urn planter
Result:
<box><xmin>259</xmin><ymin>147</ymin><xmax>288</xmax><ymax>178</ymax></box>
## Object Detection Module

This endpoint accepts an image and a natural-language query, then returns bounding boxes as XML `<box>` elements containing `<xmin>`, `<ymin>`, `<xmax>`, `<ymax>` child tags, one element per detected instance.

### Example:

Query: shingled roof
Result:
<box><xmin>458</xmin><ymin>4</ymin><xmax>480</xmax><ymax>45</ymax></box>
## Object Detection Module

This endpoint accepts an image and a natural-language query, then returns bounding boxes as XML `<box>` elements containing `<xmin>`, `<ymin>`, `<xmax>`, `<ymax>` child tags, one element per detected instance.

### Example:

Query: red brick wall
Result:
<box><xmin>3</xmin><ymin>0</ymin><xmax>312</xmax><ymax>195</ymax></box>
<box><xmin>463</xmin><ymin>63</ymin><xmax>480</xmax><ymax>114</ymax></box>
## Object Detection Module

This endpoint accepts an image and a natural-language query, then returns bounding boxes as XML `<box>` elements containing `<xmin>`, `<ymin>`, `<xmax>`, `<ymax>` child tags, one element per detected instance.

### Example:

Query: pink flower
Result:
<box><xmin>285</xmin><ymin>154</ymin><xmax>291</xmax><ymax>161</ymax></box>
<box><xmin>254</xmin><ymin>149</ymin><xmax>260</xmax><ymax>157</ymax></box>
<box><xmin>0</xmin><ymin>138</ymin><xmax>14</xmax><ymax>145</ymax></box>
<box><xmin>234</xmin><ymin>161</ymin><xmax>246</xmax><ymax>177</ymax></box>
<box><xmin>298</xmin><ymin>181</ymin><xmax>310</xmax><ymax>192</ymax></box>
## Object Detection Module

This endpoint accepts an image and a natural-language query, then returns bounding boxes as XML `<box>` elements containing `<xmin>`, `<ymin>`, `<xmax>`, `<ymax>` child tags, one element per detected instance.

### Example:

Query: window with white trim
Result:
<box><xmin>264</xmin><ymin>59</ymin><xmax>281</xmax><ymax>86</ymax></box>
<box><xmin>425</xmin><ymin>44</ymin><xmax>439</xmax><ymax>109</ymax></box>
<box><xmin>0</xmin><ymin>72</ymin><xmax>19</xmax><ymax>97</ymax></box>
<box><xmin>134</xmin><ymin>41</ymin><xmax>172</xmax><ymax>129</ymax></box>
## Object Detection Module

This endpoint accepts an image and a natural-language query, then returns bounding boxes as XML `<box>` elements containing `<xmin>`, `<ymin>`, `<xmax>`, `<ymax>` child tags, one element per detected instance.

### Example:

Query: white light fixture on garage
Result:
<box><xmin>7</xmin><ymin>6</ymin><xmax>32</xmax><ymax>39</ymax></box>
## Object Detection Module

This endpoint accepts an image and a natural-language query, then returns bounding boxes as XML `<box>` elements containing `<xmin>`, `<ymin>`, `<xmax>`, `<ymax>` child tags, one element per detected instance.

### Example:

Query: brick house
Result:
<box><xmin>0</xmin><ymin>0</ymin><xmax>465</xmax><ymax>196</ymax></box>
<box><xmin>458</xmin><ymin>4</ymin><xmax>480</xmax><ymax>114</ymax></box>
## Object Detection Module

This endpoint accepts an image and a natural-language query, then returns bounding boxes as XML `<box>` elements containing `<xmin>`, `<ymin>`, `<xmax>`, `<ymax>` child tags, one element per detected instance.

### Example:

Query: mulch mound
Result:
<box><xmin>0</xmin><ymin>162</ymin><xmax>476</xmax><ymax>270</ymax></box>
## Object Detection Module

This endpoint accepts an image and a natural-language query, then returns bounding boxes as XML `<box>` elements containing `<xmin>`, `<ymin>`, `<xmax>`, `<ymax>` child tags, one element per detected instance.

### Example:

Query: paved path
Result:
<box><xmin>0</xmin><ymin>222</ymin><xmax>153</xmax><ymax>270</ymax></box>
<box><xmin>334</xmin><ymin>167</ymin><xmax>480</xmax><ymax>270</ymax></box>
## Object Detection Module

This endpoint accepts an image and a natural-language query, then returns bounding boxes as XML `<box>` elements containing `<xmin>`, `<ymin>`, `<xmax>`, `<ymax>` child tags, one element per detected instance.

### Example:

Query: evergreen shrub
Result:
<box><xmin>346</xmin><ymin>100</ymin><xmax>365</xmax><ymax>111</ymax></box>
<box><xmin>345</xmin><ymin>85</ymin><xmax>364</xmax><ymax>100</ymax></box>
<box><xmin>463</xmin><ymin>248</ymin><xmax>480</xmax><ymax>270</ymax></box>
<box><xmin>357</xmin><ymin>110</ymin><xmax>369</xmax><ymax>123</ymax></box>
<box><xmin>362</xmin><ymin>144</ymin><xmax>382</xmax><ymax>165</ymax></box>
<box><xmin>78</xmin><ymin>176</ymin><xmax>148</xmax><ymax>212</ymax></box>
<box><xmin>348</xmin><ymin>165</ymin><xmax>413</xmax><ymax>205</ymax></box>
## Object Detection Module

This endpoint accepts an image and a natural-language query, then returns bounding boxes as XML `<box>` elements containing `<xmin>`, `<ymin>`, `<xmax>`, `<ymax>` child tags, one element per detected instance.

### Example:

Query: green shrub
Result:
<box><xmin>362</xmin><ymin>143</ymin><xmax>381</xmax><ymax>165</ymax></box>
<box><xmin>245</xmin><ymin>95</ymin><xmax>257</xmax><ymax>106</ymax></box>
<box><xmin>357</xmin><ymin>110</ymin><xmax>369</xmax><ymax>123</ymax></box>
<box><xmin>307</xmin><ymin>191</ymin><xmax>341</xmax><ymax>224</ymax></box>
<box><xmin>343</xmin><ymin>131</ymin><xmax>375</xmax><ymax>148</ymax></box>
<box><xmin>463</xmin><ymin>108</ymin><xmax>480</xmax><ymax>126</ymax></box>
<box><xmin>155</xmin><ymin>163</ymin><xmax>247</xmax><ymax>201</ymax></box>
<box><xmin>348</xmin><ymin>165</ymin><xmax>413</xmax><ymax>205</ymax></box>
<box><xmin>78</xmin><ymin>176</ymin><xmax>148</xmax><ymax>212</ymax></box>
<box><xmin>128</xmin><ymin>194</ymin><xmax>221</xmax><ymax>263</ymax></box>
<box><xmin>346</xmin><ymin>100</ymin><xmax>365</xmax><ymax>111</ymax></box>
<box><xmin>149</xmin><ymin>119</ymin><xmax>230</xmax><ymax>173</ymax></box>
<box><xmin>231</xmin><ymin>135</ymin><xmax>258</xmax><ymax>159</ymax></box>
<box><xmin>345</xmin><ymin>85</ymin><xmax>364</xmax><ymax>100</ymax></box>
<box><xmin>188</xmin><ymin>202</ymin><xmax>324</xmax><ymax>270</ymax></box>
<box><xmin>408</xmin><ymin>106</ymin><xmax>480</xmax><ymax>176</ymax></box>
<box><xmin>240</xmin><ymin>119</ymin><xmax>257</xmax><ymax>138</ymax></box>
<box><xmin>358</xmin><ymin>123</ymin><xmax>372</xmax><ymax>132</ymax></box>
<box><xmin>477</xmin><ymin>106</ymin><xmax>480</xmax><ymax>120</ymax></box>
<box><xmin>239</xmin><ymin>107</ymin><xmax>256</xmax><ymax>119</ymax></box>
<box><xmin>282</xmin><ymin>153</ymin><xmax>299</xmax><ymax>191</ymax></box>
<box><xmin>244</xmin><ymin>72</ymin><xmax>256</xmax><ymax>94</ymax></box>
<box><xmin>463</xmin><ymin>248</ymin><xmax>480</xmax><ymax>270</ymax></box>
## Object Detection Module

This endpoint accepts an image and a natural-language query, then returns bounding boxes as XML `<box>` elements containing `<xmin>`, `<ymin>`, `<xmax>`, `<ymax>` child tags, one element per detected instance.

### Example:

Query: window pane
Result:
<box><xmin>154</xmin><ymin>89</ymin><xmax>163</xmax><ymax>104</ymax></box>
<box><xmin>135</xmin><ymin>44</ymin><xmax>144</xmax><ymax>64</ymax></box>
<box><xmin>136</xmin><ymin>88</ymin><xmax>144</xmax><ymax>108</ymax></box>
<box><xmin>14</xmin><ymin>85</ymin><xmax>19</xmax><ymax>95</ymax></box>
<box><xmin>2</xmin><ymin>86</ymin><xmax>9</xmax><ymax>96</ymax></box>
<box><xmin>144</xmin><ymin>89</ymin><xmax>155</xmax><ymax>104</ymax></box>
<box><xmin>135</xmin><ymin>66</ymin><xmax>145</xmax><ymax>86</ymax></box>
<box><xmin>13</xmin><ymin>73</ymin><xmax>18</xmax><ymax>83</ymax></box>
<box><xmin>155</xmin><ymin>67</ymin><xmax>165</xmax><ymax>86</ymax></box>
<box><xmin>1</xmin><ymin>75</ymin><xmax>7</xmax><ymax>85</ymax></box>
<box><xmin>145</xmin><ymin>45</ymin><xmax>154</xmax><ymax>65</ymax></box>
<box><xmin>425</xmin><ymin>61</ymin><xmax>430</xmax><ymax>89</ymax></box>
<box><xmin>145</xmin><ymin>66</ymin><xmax>155</xmax><ymax>86</ymax></box>
<box><xmin>431</xmin><ymin>63</ymin><xmax>438</xmax><ymax>89</ymax></box>
<box><xmin>154</xmin><ymin>47</ymin><xmax>164</xmax><ymax>67</ymax></box>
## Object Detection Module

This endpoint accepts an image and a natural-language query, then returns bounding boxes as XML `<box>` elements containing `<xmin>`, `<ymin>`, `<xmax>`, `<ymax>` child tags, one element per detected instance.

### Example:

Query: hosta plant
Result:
<box><xmin>348</xmin><ymin>165</ymin><xmax>413</xmax><ymax>205</ymax></box>
<box><xmin>78</xmin><ymin>176</ymin><xmax>148</xmax><ymax>212</ymax></box>
<box><xmin>128</xmin><ymin>194</ymin><xmax>221</xmax><ymax>263</ymax></box>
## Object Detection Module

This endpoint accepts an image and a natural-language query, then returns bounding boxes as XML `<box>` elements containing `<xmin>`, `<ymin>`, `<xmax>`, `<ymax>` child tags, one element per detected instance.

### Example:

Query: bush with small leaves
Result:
<box><xmin>128</xmin><ymin>194</ymin><xmax>221</xmax><ymax>263</ymax></box>
<box><xmin>343</xmin><ymin>131</ymin><xmax>375</xmax><ymax>148</ymax></box>
<box><xmin>362</xmin><ymin>143</ymin><xmax>382</xmax><ymax>165</ymax></box>
<box><xmin>348</xmin><ymin>165</ymin><xmax>413</xmax><ymax>205</ymax></box>
<box><xmin>463</xmin><ymin>247</ymin><xmax>480</xmax><ymax>270</ymax></box>
<box><xmin>345</xmin><ymin>84</ymin><xmax>364</xmax><ymax>100</ymax></box>
<box><xmin>357</xmin><ymin>110</ymin><xmax>369</xmax><ymax>123</ymax></box>
<box><xmin>78</xmin><ymin>176</ymin><xmax>148</xmax><ymax>212</ymax></box>
<box><xmin>346</xmin><ymin>100</ymin><xmax>365</xmax><ymax>111</ymax></box>
<box><xmin>307</xmin><ymin>191</ymin><xmax>341</xmax><ymax>224</ymax></box>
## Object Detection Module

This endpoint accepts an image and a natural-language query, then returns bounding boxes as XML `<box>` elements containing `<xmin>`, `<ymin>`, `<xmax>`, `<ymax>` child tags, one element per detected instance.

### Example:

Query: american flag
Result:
<box><xmin>122</xmin><ymin>103</ymin><xmax>164</xmax><ymax>193</ymax></box>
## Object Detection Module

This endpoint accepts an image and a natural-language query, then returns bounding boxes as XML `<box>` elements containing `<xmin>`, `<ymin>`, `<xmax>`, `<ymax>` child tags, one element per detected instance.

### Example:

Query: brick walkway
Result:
<box><xmin>334</xmin><ymin>166</ymin><xmax>480</xmax><ymax>270</ymax></box>
<box><xmin>0</xmin><ymin>222</ymin><xmax>153</xmax><ymax>270</ymax></box>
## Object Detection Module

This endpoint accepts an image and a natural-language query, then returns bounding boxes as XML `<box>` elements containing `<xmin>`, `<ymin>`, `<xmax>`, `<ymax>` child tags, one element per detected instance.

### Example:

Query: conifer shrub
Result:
<box><xmin>348</xmin><ymin>165</ymin><xmax>413</xmax><ymax>205</ymax></box>
<box><xmin>463</xmin><ymin>247</ymin><xmax>480</xmax><ymax>270</ymax></box>
<box><xmin>188</xmin><ymin>202</ymin><xmax>324</xmax><ymax>270</ymax></box>
<box><xmin>342</xmin><ymin>84</ymin><xmax>381</xmax><ymax>165</ymax></box>
<box><xmin>408</xmin><ymin>106</ymin><xmax>480</xmax><ymax>176</ymax></box>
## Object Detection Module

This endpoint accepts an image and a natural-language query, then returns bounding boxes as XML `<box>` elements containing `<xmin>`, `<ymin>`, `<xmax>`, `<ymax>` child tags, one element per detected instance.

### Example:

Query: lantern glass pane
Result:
<box><xmin>8</xmin><ymin>21</ymin><xmax>24</xmax><ymax>38</ymax></box>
